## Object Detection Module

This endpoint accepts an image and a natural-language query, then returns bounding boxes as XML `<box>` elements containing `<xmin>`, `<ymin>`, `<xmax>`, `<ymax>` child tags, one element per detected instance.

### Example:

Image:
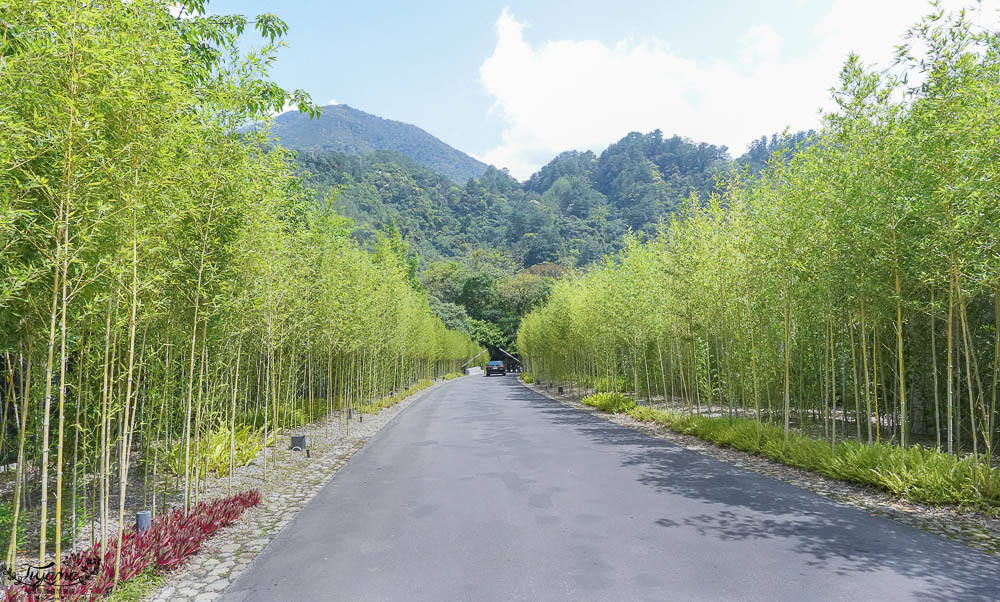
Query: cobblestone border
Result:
<box><xmin>145</xmin><ymin>378</ymin><xmax>456</xmax><ymax>602</ymax></box>
<box><xmin>522</xmin><ymin>379</ymin><xmax>1000</xmax><ymax>557</ymax></box>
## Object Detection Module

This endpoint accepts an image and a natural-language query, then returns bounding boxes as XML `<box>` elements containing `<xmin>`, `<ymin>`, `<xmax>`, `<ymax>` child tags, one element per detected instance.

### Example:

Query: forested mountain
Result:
<box><xmin>294</xmin><ymin>126</ymin><xmax>810</xmax><ymax>350</ymax></box>
<box><xmin>295</xmin><ymin>128</ymin><xmax>801</xmax><ymax>268</ymax></box>
<box><xmin>271</xmin><ymin>104</ymin><xmax>488</xmax><ymax>182</ymax></box>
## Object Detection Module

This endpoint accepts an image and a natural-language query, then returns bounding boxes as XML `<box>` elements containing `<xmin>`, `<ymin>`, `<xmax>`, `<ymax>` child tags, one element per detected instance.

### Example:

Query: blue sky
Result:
<box><xmin>209</xmin><ymin>0</ymin><xmax>997</xmax><ymax>178</ymax></box>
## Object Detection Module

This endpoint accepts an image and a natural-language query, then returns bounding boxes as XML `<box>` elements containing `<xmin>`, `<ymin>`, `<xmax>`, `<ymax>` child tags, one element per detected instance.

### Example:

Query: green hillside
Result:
<box><xmin>271</xmin><ymin>104</ymin><xmax>488</xmax><ymax>182</ymax></box>
<box><xmin>296</xmin><ymin>128</ymin><xmax>807</xmax><ymax>267</ymax></box>
<box><xmin>293</xmin><ymin>126</ymin><xmax>810</xmax><ymax>349</ymax></box>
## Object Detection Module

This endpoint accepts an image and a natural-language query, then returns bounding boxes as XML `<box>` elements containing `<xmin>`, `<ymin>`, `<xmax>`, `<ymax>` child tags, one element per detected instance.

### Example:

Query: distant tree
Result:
<box><xmin>469</xmin><ymin>319</ymin><xmax>507</xmax><ymax>349</ymax></box>
<box><xmin>421</xmin><ymin>261</ymin><xmax>470</xmax><ymax>304</ymax></box>
<box><xmin>735</xmin><ymin>130</ymin><xmax>817</xmax><ymax>175</ymax></box>
<box><xmin>429</xmin><ymin>297</ymin><xmax>472</xmax><ymax>334</ymax></box>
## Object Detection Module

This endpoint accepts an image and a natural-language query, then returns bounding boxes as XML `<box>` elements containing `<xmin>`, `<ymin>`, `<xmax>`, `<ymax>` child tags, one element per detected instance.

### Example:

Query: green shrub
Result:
<box><xmin>581</xmin><ymin>392</ymin><xmax>636</xmax><ymax>413</ymax></box>
<box><xmin>626</xmin><ymin>405</ymin><xmax>667</xmax><ymax>424</ymax></box>
<box><xmin>520</xmin><ymin>373</ymin><xmax>536</xmax><ymax>384</ymax></box>
<box><xmin>592</xmin><ymin>376</ymin><xmax>627</xmax><ymax>393</ymax></box>
<box><xmin>444</xmin><ymin>372</ymin><xmax>463</xmax><ymax>380</ymax></box>
<box><xmin>147</xmin><ymin>425</ymin><xmax>275</xmax><ymax>477</ymax></box>
<box><xmin>204</xmin><ymin>426</ymin><xmax>276</xmax><ymax>476</ymax></box>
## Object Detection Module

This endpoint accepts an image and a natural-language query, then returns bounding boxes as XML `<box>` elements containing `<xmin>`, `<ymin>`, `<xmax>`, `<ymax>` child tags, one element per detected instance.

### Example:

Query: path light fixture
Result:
<box><xmin>136</xmin><ymin>510</ymin><xmax>151</xmax><ymax>532</ymax></box>
<box><xmin>291</xmin><ymin>435</ymin><xmax>306</xmax><ymax>451</ymax></box>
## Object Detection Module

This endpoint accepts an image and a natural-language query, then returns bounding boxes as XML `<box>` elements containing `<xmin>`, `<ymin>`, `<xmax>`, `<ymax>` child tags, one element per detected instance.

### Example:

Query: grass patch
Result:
<box><xmin>0</xmin><ymin>500</ymin><xmax>27</xmax><ymax>548</ymax></box>
<box><xmin>235</xmin><ymin>397</ymin><xmax>329</xmax><ymax>431</ymax></box>
<box><xmin>443</xmin><ymin>372</ymin><xmax>463</xmax><ymax>380</ymax></box>
<box><xmin>107</xmin><ymin>569</ymin><xmax>165</xmax><ymax>602</ymax></box>
<box><xmin>622</xmin><ymin>405</ymin><xmax>1000</xmax><ymax>510</ymax></box>
<box><xmin>358</xmin><ymin>379</ymin><xmax>434</xmax><ymax>413</ymax></box>
<box><xmin>581</xmin><ymin>392</ymin><xmax>636</xmax><ymax>413</ymax></box>
<box><xmin>0</xmin><ymin>492</ymin><xmax>87</xmax><ymax>551</ymax></box>
<box><xmin>591</xmin><ymin>376</ymin><xmax>627</xmax><ymax>393</ymax></box>
<box><xmin>519</xmin><ymin>373</ymin><xmax>536</xmax><ymax>384</ymax></box>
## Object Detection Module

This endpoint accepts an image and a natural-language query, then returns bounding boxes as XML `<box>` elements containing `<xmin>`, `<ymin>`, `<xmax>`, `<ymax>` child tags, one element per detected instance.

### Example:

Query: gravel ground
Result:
<box><xmin>142</xmin><ymin>378</ymin><xmax>451</xmax><ymax>602</ymax></box>
<box><xmin>524</xmin><ymin>380</ymin><xmax>1000</xmax><ymax>557</ymax></box>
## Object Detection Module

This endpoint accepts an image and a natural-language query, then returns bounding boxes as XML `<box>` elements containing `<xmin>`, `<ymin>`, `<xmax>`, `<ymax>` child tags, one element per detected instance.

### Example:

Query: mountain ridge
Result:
<box><xmin>294</xmin><ymin>125</ymin><xmax>812</xmax><ymax>265</ymax></box>
<box><xmin>270</xmin><ymin>104</ymin><xmax>488</xmax><ymax>182</ymax></box>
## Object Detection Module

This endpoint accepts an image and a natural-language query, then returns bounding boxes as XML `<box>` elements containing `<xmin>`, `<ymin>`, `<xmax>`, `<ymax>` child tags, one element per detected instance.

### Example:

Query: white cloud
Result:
<box><xmin>327</xmin><ymin>97</ymin><xmax>339</xmax><ymax>106</ymax></box>
<box><xmin>738</xmin><ymin>25</ymin><xmax>781</xmax><ymax>66</ymax></box>
<box><xmin>270</xmin><ymin>99</ymin><xmax>298</xmax><ymax>117</ymax></box>
<box><xmin>478</xmin><ymin>2</ymin><xmax>998</xmax><ymax>179</ymax></box>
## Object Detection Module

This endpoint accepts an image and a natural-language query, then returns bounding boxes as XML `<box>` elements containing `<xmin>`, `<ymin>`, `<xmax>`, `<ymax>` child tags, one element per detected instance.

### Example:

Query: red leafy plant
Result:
<box><xmin>3</xmin><ymin>489</ymin><xmax>261</xmax><ymax>601</ymax></box>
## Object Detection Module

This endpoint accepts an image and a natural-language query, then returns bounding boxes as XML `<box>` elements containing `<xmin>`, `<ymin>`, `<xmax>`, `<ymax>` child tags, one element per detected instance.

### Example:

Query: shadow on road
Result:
<box><xmin>509</xmin><ymin>382</ymin><xmax>999</xmax><ymax>600</ymax></box>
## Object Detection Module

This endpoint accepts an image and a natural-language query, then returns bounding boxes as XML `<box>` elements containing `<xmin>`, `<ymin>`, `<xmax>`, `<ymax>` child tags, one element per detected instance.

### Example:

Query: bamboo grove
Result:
<box><xmin>0</xmin><ymin>0</ymin><xmax>482</xmax><ymax>581</ymax></box>
<box><xmin>519</xmin><ymin>8</ymin><xmax>1000</xmax><ymax>469</ymax></box>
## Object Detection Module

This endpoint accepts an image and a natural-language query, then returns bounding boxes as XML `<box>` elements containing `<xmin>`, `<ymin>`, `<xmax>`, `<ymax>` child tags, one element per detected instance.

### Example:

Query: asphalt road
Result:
<box><xmin>222</xmin><ymin>376</ymin><xmax>1000</xmax><ymax>601</ymax></box>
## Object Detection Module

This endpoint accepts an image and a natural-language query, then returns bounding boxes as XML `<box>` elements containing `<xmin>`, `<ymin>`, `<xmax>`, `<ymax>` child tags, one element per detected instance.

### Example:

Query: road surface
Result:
<box><xmin>223</xmin><ymin>376</ymin><xmax>1000</xmax><ymax>601</ymax></box>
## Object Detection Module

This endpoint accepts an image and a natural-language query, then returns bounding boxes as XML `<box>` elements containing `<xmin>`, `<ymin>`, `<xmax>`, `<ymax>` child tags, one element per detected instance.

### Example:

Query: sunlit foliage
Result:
<box><xmin>519</xmin><ymin>4</ymin><xmax>1000</xmax><ymax>492</ymax></box>
<box><xmin>0</xmin><ymin>0</ymin><xmax>481</xmax><ymax>588</ymax></box>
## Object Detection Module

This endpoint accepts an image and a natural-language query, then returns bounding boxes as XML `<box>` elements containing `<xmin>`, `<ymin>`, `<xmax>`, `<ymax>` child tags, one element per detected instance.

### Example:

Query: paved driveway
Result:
<box><xmin>223</xmin><ymin>376</ymin><xmax>1000</xmax><ymax>601</ymax></box>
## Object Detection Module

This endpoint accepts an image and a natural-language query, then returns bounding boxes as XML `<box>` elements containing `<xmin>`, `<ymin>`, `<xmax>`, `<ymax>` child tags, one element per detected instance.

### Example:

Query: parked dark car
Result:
<box><xmin>485</xmin><ymin>360</ymin><xmax>506</xmax><ymax>376</ymax></box>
